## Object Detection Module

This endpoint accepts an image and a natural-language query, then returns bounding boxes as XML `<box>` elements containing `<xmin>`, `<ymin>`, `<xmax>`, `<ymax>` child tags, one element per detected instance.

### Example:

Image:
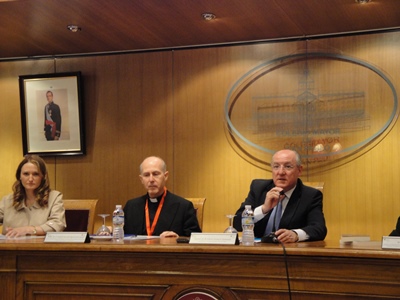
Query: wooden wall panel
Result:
<box><xmin>53</xmin><ymin>52</ymin><xmax>174</xmax><ymax>219</ymax></box>
<box><xmin>0</xmin><ymin>60</ymin><xmax>56</xmax><ymax>196</ymax></box>
<box><xmin>306</xmin><ymin>33</ymin><xmax>400</xmax><ymax>241</ymax></box>
<box><xmin>171</xmin><ymin>43</ymin><xmax>301</xmax><ymax>232</ymax></box>
<box><xmin>0</xmin><ymin>32</ymin><xmax>399</xmax><ymax>241</ymax></box>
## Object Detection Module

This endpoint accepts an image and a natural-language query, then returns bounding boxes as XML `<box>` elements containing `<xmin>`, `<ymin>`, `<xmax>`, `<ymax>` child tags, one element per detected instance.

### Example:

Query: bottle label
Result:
<box><xmin>242</xmin><ymin>216</ymin><xmax>254</xmax><ymax>225</ymax></box>
<box><xmin>113</xmin><ymin>216</ymin><xmax>124</xmax><ymax>225</ymax></box>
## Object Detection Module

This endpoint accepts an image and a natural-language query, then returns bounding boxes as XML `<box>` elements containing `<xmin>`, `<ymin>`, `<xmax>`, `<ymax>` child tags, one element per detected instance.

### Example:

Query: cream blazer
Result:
<box><xmin>0</xmin><ymin>190</ymin><xmax>66</xmax><ymax>234</ymax></box>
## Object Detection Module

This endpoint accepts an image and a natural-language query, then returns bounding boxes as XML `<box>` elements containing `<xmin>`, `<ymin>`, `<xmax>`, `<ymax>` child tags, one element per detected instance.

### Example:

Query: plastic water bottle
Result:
<box><xmin>112</xmin><ymin>205</ymin><xmax>124</xmax><ymax>242</ymax></box>
<box><xmin>241</xmin><ymin>205</ymin><xmax>254</xmax><ymax>246</ymax></box>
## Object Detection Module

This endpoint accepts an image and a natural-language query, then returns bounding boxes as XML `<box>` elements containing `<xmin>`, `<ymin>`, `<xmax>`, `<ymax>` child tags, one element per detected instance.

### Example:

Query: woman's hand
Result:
<box><xmin>5</xmin><ymin>226</ymin><xmax>32</xmax><ymax>238</ymax></box>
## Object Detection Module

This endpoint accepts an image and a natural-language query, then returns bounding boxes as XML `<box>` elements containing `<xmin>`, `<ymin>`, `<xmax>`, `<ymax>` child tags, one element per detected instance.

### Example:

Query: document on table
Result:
<box><xmin>0</xmin><ymin>234</ymin><xmax>44</xmax><ymax>240</ymax></box>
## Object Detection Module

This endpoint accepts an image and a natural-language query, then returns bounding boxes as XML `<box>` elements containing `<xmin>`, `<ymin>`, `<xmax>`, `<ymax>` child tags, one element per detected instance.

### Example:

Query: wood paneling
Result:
<box><xmin>52</xmin><ymin>52</ymin><xmax>174</xmax><ymax>218</ymax></box>
<box><xmin>0</xmin><ymin>60</ymin><xmax>56</xmax><ymax>195</ymax></box>
<box><xmin>0</xmin><ymin>32</ymin><xmax>399</xmax><ymax>242</ymax></box>
<box><xmin>0</xmin><ymin>239</ymin><xmax>399</xmax><ymax>300</ymax></box>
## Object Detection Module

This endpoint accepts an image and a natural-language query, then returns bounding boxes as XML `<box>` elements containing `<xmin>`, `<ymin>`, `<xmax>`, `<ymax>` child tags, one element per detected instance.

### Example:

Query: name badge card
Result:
<box><xmin>44</xmin><ymin>232</ymin><xmax>90</xmax><ymax>243</ymax></box>
<box><xmin>381</xmin><ymin>236</ymin><xmax>400</xmax><ymax>249</ymax></box>
<box><xmin>189</xmin><ymin>233</ymin><xmax>239</xmax><ymax>245</ymax></box>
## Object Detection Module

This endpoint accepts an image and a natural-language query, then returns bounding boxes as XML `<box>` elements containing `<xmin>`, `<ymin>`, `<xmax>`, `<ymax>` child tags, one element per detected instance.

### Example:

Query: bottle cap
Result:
<box><xmin>245</xmin><ymin>205</ymin><xmax>251</xmax><ymax>209</ymax></box>
<box><xmin>116</xmin><ymin>205</ymin><xmax>122</xmax><ymax>208</ymax></box>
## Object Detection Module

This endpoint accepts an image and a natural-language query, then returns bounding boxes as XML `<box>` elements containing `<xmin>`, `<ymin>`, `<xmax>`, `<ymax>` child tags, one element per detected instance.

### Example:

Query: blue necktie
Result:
<box><xmin>265</xmin><ymin>197</ymin><xmax>284</xmax><ymax>235</ymax></box>
<box><xmin>274</xmin><ymin>198</ymin><xmax>283</xmax><ymax>230</ymax></box>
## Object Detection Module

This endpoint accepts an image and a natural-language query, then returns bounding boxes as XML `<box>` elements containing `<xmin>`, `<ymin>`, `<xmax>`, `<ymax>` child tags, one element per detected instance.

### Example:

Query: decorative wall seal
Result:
<box><xmin>224</xmin><ymin>52</ymin><xmax>398</xmax><ymax>171</ymax></box>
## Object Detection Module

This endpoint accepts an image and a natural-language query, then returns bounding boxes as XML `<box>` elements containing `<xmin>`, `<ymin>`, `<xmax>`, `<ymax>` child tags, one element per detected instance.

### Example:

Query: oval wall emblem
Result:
<box><xmin>224</xmin><ymin>52</ymin><xmax>398</xmax><ymax>170</ymax></box>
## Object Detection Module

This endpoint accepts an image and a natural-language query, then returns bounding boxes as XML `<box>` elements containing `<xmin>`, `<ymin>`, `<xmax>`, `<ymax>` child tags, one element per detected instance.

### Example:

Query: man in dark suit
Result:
<box><xmin>124</xmin><ymin>156</ymin><xmax>201</xmax><ymax>238</ymax></box>
<box><xmin>233</xmin><ymin>149</ymin><xmax>327</xmax><ymax>243</ymax></box>
<box><xmin>44</xmin><ymin>91</ymin><xmax>62</xmax><ymax>141</ymax></box>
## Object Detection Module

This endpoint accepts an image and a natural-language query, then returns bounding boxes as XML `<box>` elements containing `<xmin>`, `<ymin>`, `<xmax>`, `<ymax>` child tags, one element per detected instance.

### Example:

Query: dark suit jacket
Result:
<box><xmin>123</xmin><ymin>191</ymin><xmax>201</xmax><ymax>236</ymax></box>
<box><xmin>233</xmin><ymin>179</ymin><xmax>327</xmax><ymax>241</ymax></box>
<box><xmin>389</xmin><ymin>217</ymin><xmax>400</xmax><ymax>236</ymax></box>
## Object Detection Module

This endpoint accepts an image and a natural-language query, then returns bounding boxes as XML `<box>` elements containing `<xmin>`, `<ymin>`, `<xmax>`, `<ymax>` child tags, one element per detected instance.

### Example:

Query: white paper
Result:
<box><xmin>189</xmin><ymin>233</ymin><xmax>238</xmax><ymax>245</ymax></box>
<box><xmin>381</xmin><ymin>236</ymin><xmax>400</xmax><ymax>249</ymax></box>
<box><xmin>44</xmin><ymin>232</ymin><xmax>89</xmax><ymax>243</ymax></box>
<box><xmin>0</xmin><ymin>234</ymin><xmax>44</xmax><ymax>240</ymax></box>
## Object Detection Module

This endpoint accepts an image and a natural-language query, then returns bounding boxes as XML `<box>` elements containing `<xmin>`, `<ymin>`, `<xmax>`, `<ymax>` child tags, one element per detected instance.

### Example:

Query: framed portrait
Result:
<box><xmin>18</xmin><ymin>72</ymin><xmax>85</xmax><ymax>156</ymax></box>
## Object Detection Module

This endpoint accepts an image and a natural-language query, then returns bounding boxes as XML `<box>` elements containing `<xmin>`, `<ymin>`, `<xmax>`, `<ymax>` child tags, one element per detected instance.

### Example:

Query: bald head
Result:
<box><xmin>139</xmin><ymin>156</ymin><xmax>169</xmax><ymax>198</ymax></box>
<box><xmin>139</xmin><ymin>156</ymin><xmax>166</xmax><ymax>174</ymax></box>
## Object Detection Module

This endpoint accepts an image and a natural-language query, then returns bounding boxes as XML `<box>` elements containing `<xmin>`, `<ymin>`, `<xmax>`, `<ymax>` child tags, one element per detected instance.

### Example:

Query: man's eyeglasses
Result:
<box><xmin>272</xmin><ymin>164</ymin><xmax>296</xmax><ymax>171</ymax></box>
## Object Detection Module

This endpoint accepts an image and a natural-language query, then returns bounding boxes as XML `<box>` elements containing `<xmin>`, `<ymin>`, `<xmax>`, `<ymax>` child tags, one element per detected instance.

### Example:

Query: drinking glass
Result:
<box><xmin>224</xmin><ymin>214</ymin><xmax>238</xmax><ymax>233</ymax></box>
<box><xmin>96</xmin><ymin>214</ymin><xmax>111</xmax><ymax>235</ymax></box>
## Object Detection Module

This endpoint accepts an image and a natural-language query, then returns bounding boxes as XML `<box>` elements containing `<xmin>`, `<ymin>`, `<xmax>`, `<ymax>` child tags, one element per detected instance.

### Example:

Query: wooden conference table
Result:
<box><xmin>0</xmin><ymin>236</ymin><xmax>399</xmax><ymax>300</ymax></box>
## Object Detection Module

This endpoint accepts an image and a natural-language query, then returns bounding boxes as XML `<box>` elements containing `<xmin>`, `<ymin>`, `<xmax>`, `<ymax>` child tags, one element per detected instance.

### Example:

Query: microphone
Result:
<box><xmin>262</xmin><ymin>189</ymin><xmax>292</xmax><ymax>299</ymax></box>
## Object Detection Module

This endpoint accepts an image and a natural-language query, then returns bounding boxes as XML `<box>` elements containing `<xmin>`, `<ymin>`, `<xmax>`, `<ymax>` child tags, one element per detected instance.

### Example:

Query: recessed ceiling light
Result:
<box><xmin>67</xmin><ymin>25</ymin><xmax>81</xmax><ymax>32</ymax></box>
<box><xmin>202</xmin><ymin>13</ymin><xmax>216</xmax><ymax>21</ymax></box>
<box><xmin>355</xmin><ymin>0</ymin><xmax>371</xmax><ymax>3</ymax></box>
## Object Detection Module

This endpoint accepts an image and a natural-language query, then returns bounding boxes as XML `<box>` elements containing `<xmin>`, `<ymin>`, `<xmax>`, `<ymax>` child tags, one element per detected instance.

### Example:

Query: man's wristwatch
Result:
<box><xmin>32</xmin><ymin>226</ymin><xmax>37</xmax><ymax>235</ymax></box>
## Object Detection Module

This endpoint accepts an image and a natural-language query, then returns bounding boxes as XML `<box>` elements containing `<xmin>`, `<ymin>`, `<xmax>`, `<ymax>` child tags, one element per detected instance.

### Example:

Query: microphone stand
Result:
<box><xmin>261</xmin><ymin>193</ymin><xmax>292</xmax><ymax>300</ymax></box>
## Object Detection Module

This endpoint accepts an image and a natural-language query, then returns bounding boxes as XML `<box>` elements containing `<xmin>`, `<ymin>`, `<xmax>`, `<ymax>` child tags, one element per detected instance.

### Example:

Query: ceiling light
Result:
<box><xmin>202</xmin><ymin>13</ymin><xmax>216</xmax><ymax>21</ymax></box>
<box><xmin>67</xmin><ymin>25</ymin><xmax>81</xmax><ymax>32</ymax></box>
<box><xmin>355</xmin><ymin>0</ymin><xmax>371</xmax><ymax>3</ymax></box>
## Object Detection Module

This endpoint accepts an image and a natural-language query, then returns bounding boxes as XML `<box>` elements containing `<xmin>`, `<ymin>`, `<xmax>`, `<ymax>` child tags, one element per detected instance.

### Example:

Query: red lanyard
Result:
<box><xmin>145</xmin><ymin>187</ymin><xmax>167</xmax><ymax>236</ymax></box>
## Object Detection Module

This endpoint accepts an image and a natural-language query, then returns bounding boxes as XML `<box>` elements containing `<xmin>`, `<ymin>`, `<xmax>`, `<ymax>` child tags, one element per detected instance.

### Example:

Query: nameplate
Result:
<box><xmin>189</xmin><ymin>233</ymin><xmax>239</xmax><ymax>245</ymax></box>
<box><xmin>381</xmin><ymin>236</ymin><xmax>400</xmax><ymax>249</ymax></box>
<box><xmin>44</xmin><ymin>232</ymin><xmax>90</xmax><ymax>243</ymax></box>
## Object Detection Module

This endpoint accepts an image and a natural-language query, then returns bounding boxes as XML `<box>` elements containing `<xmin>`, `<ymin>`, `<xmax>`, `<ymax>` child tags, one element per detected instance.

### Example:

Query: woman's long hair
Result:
<box><xmin>12</xmin><ymin>155</ymin><xmax>51</xmax><ymax>208</ymax></box>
